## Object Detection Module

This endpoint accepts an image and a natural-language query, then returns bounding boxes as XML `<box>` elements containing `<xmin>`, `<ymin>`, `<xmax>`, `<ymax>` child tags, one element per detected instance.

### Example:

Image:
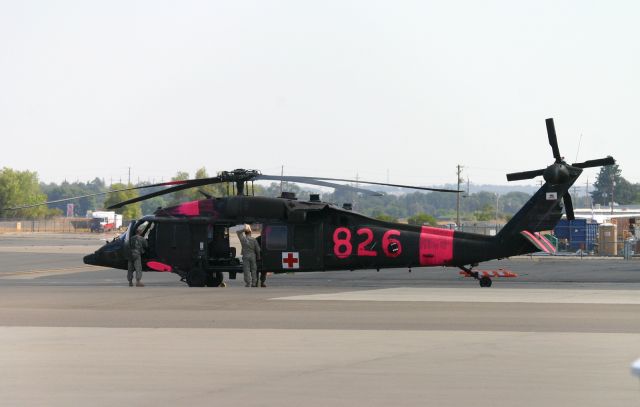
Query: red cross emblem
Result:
<box><xmin>281</xmin><ymin>252</ymin><xmax>300</xmax><ymax>269</ymax></box>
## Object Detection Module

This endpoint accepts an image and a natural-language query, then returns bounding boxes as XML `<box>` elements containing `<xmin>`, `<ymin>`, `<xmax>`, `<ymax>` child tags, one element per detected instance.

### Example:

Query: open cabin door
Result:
<box><xmin>155</xmin><ymin>222</ymin><xmax>193</xmax><ymax>270</ymax></box>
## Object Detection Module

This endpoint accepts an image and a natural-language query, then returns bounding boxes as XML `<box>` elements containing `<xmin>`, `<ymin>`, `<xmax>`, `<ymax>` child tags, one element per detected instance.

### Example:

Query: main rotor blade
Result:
<box><xmin>4</xmin><ymin>180</ymin><xmax>192</xmax><ymax>211</ymax></box>
<box><xmin>546</xmin><ymin>118</ymin><xmax>561</xmax><ymax>161</ymax></box>
<box><xmin>107</xmin><ymin>177</ymin><xmax>223</xmax><ymax>209</ymax></box>
<box><xmin>258</xmin><ymin>175</ymin><xmax>461</xmax><ymax>193</ymax></box>
<box><xmin>256</xmin><ymin>175</ymin><xmax>383</xmax><ymax>196</ymax></box>
<box><xmin>571</xmin><ymin>156</ymin><xmax>615</xmax><ymax>169</ymax></box>
<box><xmin>563</xmin><ymin>192</ymin><xmax>575</xmax><ymax>220</ymax></box>
<box><xmin>108</xmin><ymin>174</ymin><xmax>385</xmax><ymax>209</ymax></box>
<box><xmin>506</xmin><ymin>168</ymin><xmax>545</xmax><ymax>182</ymax></box>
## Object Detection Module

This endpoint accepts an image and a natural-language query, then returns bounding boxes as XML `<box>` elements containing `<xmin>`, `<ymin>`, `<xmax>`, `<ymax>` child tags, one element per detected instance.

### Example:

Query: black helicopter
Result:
<box><xmin>10</xmin><ymin>118</ymin><xmax>615</xmax><ymax>287</ymax></box>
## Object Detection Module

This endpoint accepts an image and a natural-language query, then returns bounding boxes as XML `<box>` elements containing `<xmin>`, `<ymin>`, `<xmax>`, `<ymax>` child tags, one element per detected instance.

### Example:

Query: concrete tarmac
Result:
<box><xmin>1</xmin><ymin>233</ymin><xmax>640</xmax><ymax>406</ymax></box>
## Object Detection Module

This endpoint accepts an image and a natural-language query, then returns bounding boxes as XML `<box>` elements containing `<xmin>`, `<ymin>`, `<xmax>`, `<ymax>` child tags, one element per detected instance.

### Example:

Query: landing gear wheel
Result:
<box><xmin>186</xmin><ymin>268</ymin><xmax>206</xmax><ymax>287</ymax></box>
<box><xmin>205</xmin><ymin>271</ymin><xmax>225</xmax><ymax>287</ymax></box>
<box><xmin>479</xmin><ymin>276</ymin><xmax>492</xmax><ymax>287</ymax></box>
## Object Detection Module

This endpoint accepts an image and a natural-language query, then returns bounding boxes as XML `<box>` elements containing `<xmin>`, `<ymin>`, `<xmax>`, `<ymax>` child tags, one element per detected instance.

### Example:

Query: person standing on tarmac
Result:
<box><xmin>235</xmin><ymin>224</ymin><xmax>261</xmax><ymax>287</ymax></box>
<box><xmin>127</xmin><ymin>228</ymin><xmax>148</xmax><ymax>287</ymax></box>
<box><xmin>255</xmin><ymin>235</ymin><xmax>268</xmax><ymax>287</ymax></box>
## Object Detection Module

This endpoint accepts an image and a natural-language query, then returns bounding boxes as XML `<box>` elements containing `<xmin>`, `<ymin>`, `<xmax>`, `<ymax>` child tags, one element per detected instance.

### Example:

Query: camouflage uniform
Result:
<box><xmin>127</xmin><ymin>234</ymin><xmax>148</xmax><ymax>284</ymax></box>
<box><xmin>236</xmin><ymin>230</ymin><xmax>261</xmax><ymax>287</ymax></box>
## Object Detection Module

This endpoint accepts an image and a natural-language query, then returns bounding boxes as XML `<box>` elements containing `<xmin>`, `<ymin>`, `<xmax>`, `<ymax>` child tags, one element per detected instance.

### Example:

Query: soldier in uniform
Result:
<box><xmin>235</xmin><ymin>224</ymin><xmax>261</xmax><ymax>287</ymax></box>
<box><xmin>127</xmin><ymin>228</ymin><xmax>148</xmax><ymax>287</ymax></box>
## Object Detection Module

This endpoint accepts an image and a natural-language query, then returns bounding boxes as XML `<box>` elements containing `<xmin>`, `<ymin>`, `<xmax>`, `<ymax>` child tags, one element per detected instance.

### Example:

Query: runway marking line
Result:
<box><xmin>0</xmin><ymin>265</ymin><xmax>103</xmax><ymax>279</ymax></box>
<box><xmin>273</xmin><ymin>287</ymin><xmax>640</xmax><ymax>305</ymax></box>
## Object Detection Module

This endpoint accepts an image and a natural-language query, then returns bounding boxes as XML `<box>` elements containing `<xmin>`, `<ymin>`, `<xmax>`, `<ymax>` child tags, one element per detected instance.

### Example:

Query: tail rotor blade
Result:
<box><xmin>563</xmin><ymin>192</ymin><xmax>575</xmax><ymax>220</ymax></box>
<box><xmin>572</xmin><ymin>156</ymin><xmax>615</xmax><ymax>169</ymax></box>
<box><xmin>546</xmin><ymin>118</ymin><xmax>562</xmax><ymax>161</ymax></box>
<box><xmin>506</xmin><ymin>168</ymin><xmax>545</xmax><ymax>182</ymax></box>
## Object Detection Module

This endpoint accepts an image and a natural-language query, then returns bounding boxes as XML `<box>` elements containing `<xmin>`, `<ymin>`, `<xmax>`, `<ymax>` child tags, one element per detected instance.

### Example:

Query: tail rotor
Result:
<box><xmin>506</xmin><ymin>118</ymin><xmax>615</xmax><ymax>220</ymax></box>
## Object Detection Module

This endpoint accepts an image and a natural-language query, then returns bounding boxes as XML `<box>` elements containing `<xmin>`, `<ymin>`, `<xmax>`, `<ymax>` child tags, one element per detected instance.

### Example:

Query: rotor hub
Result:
<box><xmin>543</xmin><ymin>163</ymin><xmax>570</xmax><ymax>185</ymax></box>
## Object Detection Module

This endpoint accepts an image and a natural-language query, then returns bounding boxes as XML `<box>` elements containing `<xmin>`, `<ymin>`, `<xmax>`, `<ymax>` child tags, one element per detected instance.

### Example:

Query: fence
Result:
<box><xmin>0</xmin><ymin>218</ymin><xmax>93</xmax><ymax>233</ymax></box>
<box><xmin>455</xmin><ymin>222</ymin><xmax>636</xmax><ymax>257</ymax></box>
<box><xmin>457</xmin><ymin>223</ymin><xmax>504</xmax><ymax>236</ymax></box>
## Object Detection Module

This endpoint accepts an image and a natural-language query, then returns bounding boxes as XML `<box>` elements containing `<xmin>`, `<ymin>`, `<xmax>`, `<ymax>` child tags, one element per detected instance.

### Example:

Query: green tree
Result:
<box><xmin>132</xmin><ymin>181</ymin><xmax>168</xmax><ymax>215</ymax></box>
<box><xmin>40</xmin><ymin>177</ymin><xmax>106</xmax><ymax>216</ymax></box>
<box><xmin>500</xmin><ymin>192</ymin><xmax>531</xmax><ymax>214</ymax></box>
<box><xmin>140</xmin><ymin>196</ymin><xmax>167</xmax><ymax>216</ymax></box>
<box><xmin>474</xmin><ymin>204</ymin><xmax>494</xmax><ymax>221</ymax></box>
<box><xmin>407</xmin><ymin>212</ymin><xmax>438</xmax><ymax>226</ymax></box>
<box><xmin>370</xmin><ymin>209</ymin><xmax>398</xmax><ymax>223</ymax></box>
<box><xmin>164</xmin><ymin>171</ymin><xmax>191</xmax><ymax>206</ymax></box>
<box><xmin>0</xmin><ymin>168</ymin><xmax>50</xmax><ymax>218</ymax></box>
<box><xmin>193</xmin><ymin>167</ymin><xmax>228</xmax><ymax>199</ymax></box>
<box><xmin>591</xmin><ymin>164</ymin><xmax>635</xmax><ymax>205</ymax></box>
<box><xmin>103</xmin><ymin>183</ymin><xmax>141</xmax><ymax>220</ymax></box>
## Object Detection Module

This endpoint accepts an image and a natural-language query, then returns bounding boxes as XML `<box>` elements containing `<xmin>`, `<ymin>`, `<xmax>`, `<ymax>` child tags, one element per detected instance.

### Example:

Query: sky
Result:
<box><xmin>1</xmin><ymin>1</ymin><xmax>638</xmax><ymax>192</ymax></box>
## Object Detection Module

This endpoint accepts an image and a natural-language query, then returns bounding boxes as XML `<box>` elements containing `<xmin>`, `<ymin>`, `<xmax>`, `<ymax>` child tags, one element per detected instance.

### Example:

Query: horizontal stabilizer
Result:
<box><xmin>460</xmin><ymin>269</ymin><xmax>518</xmax><ymax>278</ymax></box>
<box><xmin>520</xmin><ymin>230</ymin><xmax>556</xmax><ymax>254</ymax></box>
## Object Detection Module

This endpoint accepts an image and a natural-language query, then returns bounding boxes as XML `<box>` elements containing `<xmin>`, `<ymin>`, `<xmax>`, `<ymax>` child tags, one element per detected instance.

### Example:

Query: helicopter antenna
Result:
<box><xmin>575</xmin><ymin>133</ymin><xmax>583</xmax><ymax>162</ymax></box>
<box><xmin>280</xmin><ymin>165</ymin><xmax>284</xmax><ymax>196</ymax></box>
<box><xmin>456</xmin><ymin>164</ymin><xmax>463</xmax><ymax>227</ymax></box>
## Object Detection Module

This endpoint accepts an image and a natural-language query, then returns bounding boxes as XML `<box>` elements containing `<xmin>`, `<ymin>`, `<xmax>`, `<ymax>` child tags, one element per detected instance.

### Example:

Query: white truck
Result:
<box><xmin>89</xmin><ymin>211</ymin><xmax>123</xmax><ymax>232</ymax></box>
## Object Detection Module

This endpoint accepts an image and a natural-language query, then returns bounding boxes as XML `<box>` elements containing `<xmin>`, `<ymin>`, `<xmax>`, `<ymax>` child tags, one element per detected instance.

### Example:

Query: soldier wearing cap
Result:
<box><xmin>236</xmin><ymin>224</ymin><xmax>261</xmax><ymax>287</ymax></box>
<box><xmin>127</xmin><ymin>228</ymin><xmax>148</xmax><ymax>287</ymax></box>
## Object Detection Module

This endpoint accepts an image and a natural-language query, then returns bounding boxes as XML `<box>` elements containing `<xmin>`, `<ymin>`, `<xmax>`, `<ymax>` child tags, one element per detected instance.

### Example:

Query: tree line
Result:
<box><xmin>0</xmin><ymin>164</ymin><xmax>632</xmax><ymax>222</ymax></box>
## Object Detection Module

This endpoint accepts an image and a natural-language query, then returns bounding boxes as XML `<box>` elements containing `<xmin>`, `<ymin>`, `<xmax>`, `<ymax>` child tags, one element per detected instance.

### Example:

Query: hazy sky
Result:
<box><xmin>1</xmin><ymin>1</ymin><xmax>638</xmax><ymax>190</ymax></box>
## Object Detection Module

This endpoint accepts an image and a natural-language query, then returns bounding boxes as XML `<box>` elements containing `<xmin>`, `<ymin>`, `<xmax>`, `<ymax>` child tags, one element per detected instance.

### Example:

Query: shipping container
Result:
<box><xmin>599</xmin><ymin>223</ymin><xmax>618</xmax><ymax>256</ymax></box>
<box><xmin>553</xmin><ymin>219</ymin><xmax>598</xmax><ymax>252</ymax></box>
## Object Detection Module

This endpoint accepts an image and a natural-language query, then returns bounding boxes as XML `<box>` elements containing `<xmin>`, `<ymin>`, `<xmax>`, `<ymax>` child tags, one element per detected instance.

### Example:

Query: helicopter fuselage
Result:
<box><xmin>83</xmin><ymin>194</ymin><xmax>546</xmax><ymax>287</ymax></box>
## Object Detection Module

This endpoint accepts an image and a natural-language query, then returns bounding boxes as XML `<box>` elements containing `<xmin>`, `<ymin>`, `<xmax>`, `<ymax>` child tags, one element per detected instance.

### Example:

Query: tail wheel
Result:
<box><xmin>479</xmin><ymin>276</ymin><xmax>492</xmax><ymax>288</ymax></box>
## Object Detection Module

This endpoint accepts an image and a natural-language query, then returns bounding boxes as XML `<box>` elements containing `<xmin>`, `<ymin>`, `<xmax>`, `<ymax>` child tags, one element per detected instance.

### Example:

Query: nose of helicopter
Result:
<box><xmin>83</xmin><ymin>253</ymin><xmax>99</xmax><ymax>265</ymax></box>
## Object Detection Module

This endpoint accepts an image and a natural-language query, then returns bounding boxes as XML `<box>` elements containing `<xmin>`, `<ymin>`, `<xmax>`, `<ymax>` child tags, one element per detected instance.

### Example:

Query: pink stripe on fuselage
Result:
<box><xmin>419</xmin><ymin>226</ymin><xmax>454</xmax><ymax>266</ymax></box>
<box><xmin>167</xmin><ymin>200</ymin><xmax>200</xmax><ymax>216</ymax></box>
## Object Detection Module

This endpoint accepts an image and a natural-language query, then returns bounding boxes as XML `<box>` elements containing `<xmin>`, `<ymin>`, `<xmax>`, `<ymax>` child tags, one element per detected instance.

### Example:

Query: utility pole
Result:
<box><xmin>611</xmin><ymin>173</ymin><xmax>615</xmax><ymax>215</ymax></box>
<box><xmin>585</xmin><ymin>178</ymin><xmax>590</xmax><ymax>208</ymax></box>
<box><xmin>355</xmin><ymin>172</ymin><xmax>360</xmax><ymax>210</ymax></box>
<box><xmin>128</xmin><ymin>167</ymin><xmax>131</xmax><ymax>186</ymax></box>
<box><xmin>280</xmin><ymin>165</ymin><xmax>284</xmax><ymax>196</ymax></box>
<box><xmin>456</xmin><ymin>165</ymin><xmax>463</xmax><ymax>227</ymax></box>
